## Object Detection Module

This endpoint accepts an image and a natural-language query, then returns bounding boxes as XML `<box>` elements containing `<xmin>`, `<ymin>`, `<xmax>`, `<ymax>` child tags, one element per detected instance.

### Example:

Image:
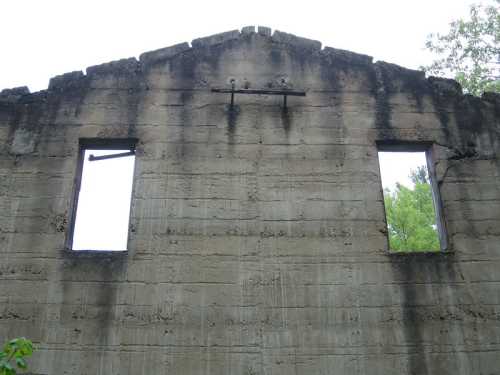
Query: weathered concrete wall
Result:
<box><xmin>1</xmin><ymin>26</ymin><xmax>499</xmax><ymax>375</ymax></box>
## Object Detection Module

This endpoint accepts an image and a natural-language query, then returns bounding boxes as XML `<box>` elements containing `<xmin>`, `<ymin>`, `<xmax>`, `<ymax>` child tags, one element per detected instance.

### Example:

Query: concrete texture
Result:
<box><xmin>0</xmin><ymin>27</ymin><xmax>500</xmax><ymax>375</ymax></box>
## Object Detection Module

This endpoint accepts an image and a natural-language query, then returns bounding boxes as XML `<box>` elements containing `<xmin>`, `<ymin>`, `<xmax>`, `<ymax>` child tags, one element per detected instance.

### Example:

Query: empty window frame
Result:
<box><xmin>377</xmin><ymin>143</ymin><xmax>446</xmax><ymax>252</ymax></box>
<box><xmin>68</xmin><ymin>139</ymin><xmax>137</xmax><ymax>251</ymax></box>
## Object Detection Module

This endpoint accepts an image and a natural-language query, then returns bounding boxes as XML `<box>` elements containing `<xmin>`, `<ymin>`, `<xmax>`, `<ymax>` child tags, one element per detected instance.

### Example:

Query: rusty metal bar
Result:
<box><xmin>88</xmin><ymin>150</ymin><xmax>135</xmax><ymax>161</ymax></box>
<box><xmin>211</xmin><ymin>87</ymin><xmax>305</xmax><ymax>110</ymax></box>
<box><xmin>211</xmin><ymin>88</ymin><xmax>306</xmax><ymax>96</ymax></box>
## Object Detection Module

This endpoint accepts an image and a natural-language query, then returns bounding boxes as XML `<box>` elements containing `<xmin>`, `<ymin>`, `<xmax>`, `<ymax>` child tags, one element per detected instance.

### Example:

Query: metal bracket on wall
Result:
<box><xmin>211</xmin><ymin>85</ymin><xmax>306</xmax><ymax>109</ymax></box>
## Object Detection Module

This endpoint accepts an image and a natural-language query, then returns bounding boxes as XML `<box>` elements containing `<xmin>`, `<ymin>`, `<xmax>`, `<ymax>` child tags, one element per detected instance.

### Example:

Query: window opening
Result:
<box><xmin>70</xmin><ymin>143</ymin><xmax>136</xmax><ymax>251</ymax></box>
<box><xmin>378</xmin><ymin>149</ymin><xmax>443</xmax><ymax>252</ymax></box>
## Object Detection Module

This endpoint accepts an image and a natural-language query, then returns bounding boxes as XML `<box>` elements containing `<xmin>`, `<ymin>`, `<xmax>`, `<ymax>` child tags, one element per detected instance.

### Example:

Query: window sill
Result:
<box><xmin>388</xmin><ymin>249</ymin><xmax>453</xmax><ymax>258</ymax></box>
<box><xmin>62</xmin><ymin>248</ymin><xmax>128</xmax><ymax>259</ymax></box>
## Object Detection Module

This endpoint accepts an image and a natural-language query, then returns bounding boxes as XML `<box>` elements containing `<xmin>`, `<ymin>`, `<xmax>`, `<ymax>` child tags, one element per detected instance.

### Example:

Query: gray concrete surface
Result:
<box><xmin>0</xmin><ymin>26</ymin><xmax>499</xmax><ymax>375</ymax></box>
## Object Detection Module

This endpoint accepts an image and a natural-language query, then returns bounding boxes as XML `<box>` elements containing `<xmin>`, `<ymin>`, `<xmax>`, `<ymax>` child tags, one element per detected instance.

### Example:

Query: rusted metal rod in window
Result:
<box><xmin>211</xmin><ymin>87</ymin><xmax>306</xmax><ymax>109</ymax></box>
<box><xmin>88</xmin><ymin>150</ymin><xmax>135</xmax><ymax>161</ymax></box>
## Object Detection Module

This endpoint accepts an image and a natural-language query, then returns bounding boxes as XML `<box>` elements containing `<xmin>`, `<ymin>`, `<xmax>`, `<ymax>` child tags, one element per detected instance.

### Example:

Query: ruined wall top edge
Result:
<box><xmin>1</xmin><ymin>27</ymin><xmax>499</xmax><ymax>106</ymax></box>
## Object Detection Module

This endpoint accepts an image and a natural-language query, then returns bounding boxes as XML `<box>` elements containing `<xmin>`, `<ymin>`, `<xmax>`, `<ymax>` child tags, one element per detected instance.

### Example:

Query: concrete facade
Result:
<box><xmin>1</xmin><ymin>27</ymin><xmax>499</xmax><ymax>375</ymax></box>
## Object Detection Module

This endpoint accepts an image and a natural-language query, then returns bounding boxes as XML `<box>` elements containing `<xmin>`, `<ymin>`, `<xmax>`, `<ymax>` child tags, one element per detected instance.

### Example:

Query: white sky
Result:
<box><xmin>378</xmin><ymin>151</ymin><xmax>428</xmax><ymax>190</ymax></box>
<box><xmin>72</xmin><ymin>150</ymin><xmax>135</xmax><ymax>251</ymax></box>
<box><xmin>0</xmin><ymin>0</ymin><xmax>488</xmax><ymax>92</ymax></box>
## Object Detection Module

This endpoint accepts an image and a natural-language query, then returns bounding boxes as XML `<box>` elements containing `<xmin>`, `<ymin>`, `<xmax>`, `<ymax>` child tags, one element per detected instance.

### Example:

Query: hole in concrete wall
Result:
<box><xmin>70</xmin><ymin>141</ymin><xmax>136</xmax><ymax>251</ymax></box>
<box><xmin>377</xmin><ymin>147</ymin><xmax>444</xmax><ymax>252</ymax></box>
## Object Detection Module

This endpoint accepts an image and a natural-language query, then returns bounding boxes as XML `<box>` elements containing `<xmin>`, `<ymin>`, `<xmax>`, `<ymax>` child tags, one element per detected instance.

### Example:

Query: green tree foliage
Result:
<box><xmin>0</xmin><ymin>338</ymin><xmax>33</xmax><ymax>375</ymax></box>
<box><xmin>423</xmin><ymin>0</ymin><xmax>500</xmax><ymax>96</ymax></box>
<box><xmin>384</xmin><ymin>166</ymin><xmax>440</xmax><ymax>252</ymax></box>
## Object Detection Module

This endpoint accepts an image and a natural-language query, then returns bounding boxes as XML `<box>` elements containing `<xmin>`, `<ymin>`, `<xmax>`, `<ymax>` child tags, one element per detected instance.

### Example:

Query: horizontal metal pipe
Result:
<box><xmin>88</xmin><ymin>150</ymin><xmax>135</xmax><ymax>161</ymax></box>
<box><xmin>211</xmin><ymin>88</ymin><xmax>306</xmax><ymax>96</ymax></box>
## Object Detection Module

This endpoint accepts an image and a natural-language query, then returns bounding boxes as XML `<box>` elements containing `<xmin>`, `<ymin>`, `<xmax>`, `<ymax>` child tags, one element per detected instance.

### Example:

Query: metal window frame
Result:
<box><xmin>65</xmin><ymin>138</ymin><xmax>138</xmax><ymax>252</ymax></box>
<box><xmin>376</xmin><ymin>141</ymin><xmax>448</xmax><ymax>252</ymax></box>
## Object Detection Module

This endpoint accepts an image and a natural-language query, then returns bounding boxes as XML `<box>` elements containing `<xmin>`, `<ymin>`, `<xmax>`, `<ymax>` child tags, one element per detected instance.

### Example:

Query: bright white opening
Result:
<box><xmin>72</xmin><ymin>149</ymin><xmax>135</xmax><ymax>251</ymax></box>
<box><xmin>378</xmin><ymin>151</ymin><xmax>428</xmax><ymax>190</ymax></box>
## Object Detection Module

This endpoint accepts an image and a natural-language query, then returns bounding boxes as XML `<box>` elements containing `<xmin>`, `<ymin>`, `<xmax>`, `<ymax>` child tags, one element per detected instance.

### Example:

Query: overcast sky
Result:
<box><xmin>378</xmin><ymin>151</ymin><xmax>429</xmax><ymax>190</ymax></box>
<box><xmin>1</xmin><ymin>0</ymin><xmax>485</xmax><ymax>92</ymax></box>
